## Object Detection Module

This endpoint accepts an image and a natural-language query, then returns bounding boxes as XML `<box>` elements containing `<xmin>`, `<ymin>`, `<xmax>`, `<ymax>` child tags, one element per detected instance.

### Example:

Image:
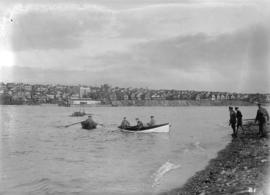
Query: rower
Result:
<box><xmin>136</xmin><ymin>118</ymin><xmax>144</xmax><ymax>129</ymax></box>
<box><xmin>83</xmin><ymin>115</ymin><xmax>97</xmax><ymax>129</ymax></box>
<box><xmin>120</xmin><ymin>117</ymin><xmax>130</xmax><ymax>129</ymax></box>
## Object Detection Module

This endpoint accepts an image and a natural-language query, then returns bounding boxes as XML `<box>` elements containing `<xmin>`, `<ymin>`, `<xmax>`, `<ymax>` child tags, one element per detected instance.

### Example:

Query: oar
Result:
<box><xmin>64</xmin><ymin>121</ymin><xmax>84</xmax><ymax>128</ymax></box>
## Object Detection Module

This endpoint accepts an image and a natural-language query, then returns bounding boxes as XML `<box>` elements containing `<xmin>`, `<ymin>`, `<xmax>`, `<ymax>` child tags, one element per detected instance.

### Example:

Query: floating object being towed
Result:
<box><xmin>70</xmin><ymin>111</ymin><xmax>86</xmax><ymax>117</ymax></box>
<box><xmin>119</xmin><ymin>123</ymin><xmax>170</xmax><ymax>133</ymax></box>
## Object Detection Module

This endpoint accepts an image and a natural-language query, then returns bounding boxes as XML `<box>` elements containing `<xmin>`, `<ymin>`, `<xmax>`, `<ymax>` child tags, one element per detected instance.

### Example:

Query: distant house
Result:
<box><xmin>136</xmin><ymin>92</ymin><xmax>143</xmax><ymax>100</ymax></box>
<box><xmin>151</xmin><ymin>94</ymin><xmax>161</xmax><ymax>100</ymax></box>
<box><xmin>195</xmin><ymin>94</ymin><xmax>201</xmax><ymax>101</ymax></box>
<box><xmin>220</xmin><ymin>94</ymin><xmax>225</xmax><ymax>100</ymax></box>
<box><xmin>230</xmin><ymin>94</ymin><xmax>236</xmax><ymax>100</ymax></box>
<box><xmin>123</xmin><ymin>93</ymin><xmax>129</xmax><ymax>100</ymax></box>
<box><xmin>80</xmin><ymin>87</ymin><xmax>90</xmax><ymax>98</ymax></box>
<box><xmin>144</xmin><ymin>92</ymin><xmax>151</xmax><ymax>100</ymax></box>
<box><xmin>211</xmin><ymin>94</ymin><xmax>216</xmax><ymax>101</ymax></box>
<box><xmin>24</xmin><ymin>85</ymin><xmax>32</xmax><ymax>91</ymax></box>
<box><xmin>0</xmin><ymin>89</ymin><xmax>4</xmax><ymax>95</ymax></box>
<box><xmin>46</xmin><ymin>94</ymin><xmax>55</xmax><ymax>100</ymax></box>
<box><xmin>109</xmin><ymin>92</ymin><xmax>117</xmax><ymax>101</ymax></box>
<box><xmin>265</xmin><ymin>94</ymin><xmax>270</xmax><ymax>102</ymax></box>
<box><xmin>130</xmin><ymin>93</ymin><xmax>136</xmax><ymax>100</ymax></box>
<box><xmin>216</xmin><ymin>94</ymin><xmax>221</xmax><ymax>100</ymax></box>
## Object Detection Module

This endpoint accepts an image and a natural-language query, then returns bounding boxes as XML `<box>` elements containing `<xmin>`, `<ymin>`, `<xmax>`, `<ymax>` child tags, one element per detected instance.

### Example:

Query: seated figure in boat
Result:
<box><xmin>82</xmin><ymin>115</ymin><xmax>97</xmax><ymax>129</ymax></box>
<box><xmin>120</xmin><ymin>117</ymin><xmax>130</xmax><ymax>129</ymax></box>
<box><xmin>135</xmin><ymin>118</ymin><xmax>144</xmax><ymax>129</ymax></box>
<box><xmin>147</xmin><ymin>116</ymin><xmax>156</xmax><ymax>127</ymax></box>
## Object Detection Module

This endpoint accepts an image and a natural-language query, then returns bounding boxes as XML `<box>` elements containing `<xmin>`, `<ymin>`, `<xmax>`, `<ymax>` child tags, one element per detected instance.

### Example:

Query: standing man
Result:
<box><xmin>229</xmin><ymin>106</ymin><xmax>237</xmax><ymax>137</ymax></box>
<box><xmin>255</xmin><ymin>103</ymin><xmax>269</xmax><ymax>137</ymax></box>
<box><xmin>235</xmin><ymin>107</ymin><xmax>244</xmax><ymax>134</ymax></box>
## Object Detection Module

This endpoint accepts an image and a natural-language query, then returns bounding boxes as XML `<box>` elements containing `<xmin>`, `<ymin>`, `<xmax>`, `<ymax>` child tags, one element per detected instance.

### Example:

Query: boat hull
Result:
<box><xmin>119</xmin><ymin>123</ymin><xmax>170</xmax><ymax>133</ymax></box>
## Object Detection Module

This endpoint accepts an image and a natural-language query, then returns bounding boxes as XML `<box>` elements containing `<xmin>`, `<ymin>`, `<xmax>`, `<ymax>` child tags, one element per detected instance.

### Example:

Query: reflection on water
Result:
<box><xmin>0</xmin><ymin>105</ymin><xmax>258</xmax><ymax>194</ymax></box>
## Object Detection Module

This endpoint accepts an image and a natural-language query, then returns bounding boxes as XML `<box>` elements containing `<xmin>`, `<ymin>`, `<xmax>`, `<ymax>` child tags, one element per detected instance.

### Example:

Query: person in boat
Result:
<box><xmin>147</xmin><ymin>116</ymin><xmax>156</xmax><ymax>127</ymax></box>
<box><xmin>136</xmin><ymin>118</ymin><xmax>144</xmax><ymax>130</ymax></box>
<box><xmin>229</xmin><ymin>106</ymin><xmax>237</xmax><ymax>137</ymax></box>
<box><xmin>83</xmin><ymin>115</ymin><xmax>98</xmax><ymax>129</ymax></box>
<box><xmin>255</xmin><ymin>103</ymin><xmax>269</xmax><ymax>138</ymax></box>
<box><xmin>120</xmin><ymin>117</ymin><xmax>130</xmax><ymax>129</ymax></box>
<box><xmin>235</xmin><ymin>107</ymin><xmax>244</xmax><ymax>133</ymax></box>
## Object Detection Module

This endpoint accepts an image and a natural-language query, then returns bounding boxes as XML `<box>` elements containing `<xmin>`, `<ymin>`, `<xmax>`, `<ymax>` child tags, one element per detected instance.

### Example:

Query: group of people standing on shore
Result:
<box><xmin>229</xmin><ymin>103</ymin><xmax>269</xmax><ymax>138</ymax></box>
<box><xmin>120</xmin><ymin>116</ymin><xmax>156</xmax><ymax>129</ymax></box>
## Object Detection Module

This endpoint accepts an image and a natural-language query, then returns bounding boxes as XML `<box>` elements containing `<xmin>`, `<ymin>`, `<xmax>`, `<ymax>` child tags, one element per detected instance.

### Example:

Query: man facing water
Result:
<box><xmin>255</xmin><ymin>103</ymin><xmax>269</xmax><ymax>138</ymax></box>
<box><xmin>229</xmin><ymin>106</ymin><xmax>237</xmax><ymax>137</ymax></box>
<box><xmin>235</xmin><ymin>107</ymin><xmax>244</xmax><ymax>133</ymax></box>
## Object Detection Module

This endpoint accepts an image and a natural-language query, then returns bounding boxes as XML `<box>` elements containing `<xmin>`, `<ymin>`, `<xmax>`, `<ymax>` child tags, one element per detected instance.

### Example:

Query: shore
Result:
<box><xmin>161</xmin><ymin>125</ymin><xmax>270</xmax><ymax>195</ymax></box>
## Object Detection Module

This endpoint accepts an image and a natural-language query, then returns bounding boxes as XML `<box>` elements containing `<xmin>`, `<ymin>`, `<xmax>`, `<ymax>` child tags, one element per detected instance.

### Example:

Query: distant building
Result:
<box><xmin>195</xmin><ymin>94</ymin><xmax>201</xmax><ymax>101</ymax></box>
<box><xmin>211</xmin><ymin>94</ymin><xmax>216</xmax><ymax>101</ymax></box>
<box><xmin>70</xmin><ymin>98</ymin><xmax>101</xmax><ymax>105</ymax></box>
<box><xmin>80</xmin><ymin>87</ymin><xmax>90</xmax><ymax>98</ymax></box>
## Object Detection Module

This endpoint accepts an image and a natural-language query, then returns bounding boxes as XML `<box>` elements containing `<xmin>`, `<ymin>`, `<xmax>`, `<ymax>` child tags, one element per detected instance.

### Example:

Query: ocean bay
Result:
<box><xmin>0</xmin><ymin>105</ymin><xmax>258</xmax><ymax>194</ymax></box>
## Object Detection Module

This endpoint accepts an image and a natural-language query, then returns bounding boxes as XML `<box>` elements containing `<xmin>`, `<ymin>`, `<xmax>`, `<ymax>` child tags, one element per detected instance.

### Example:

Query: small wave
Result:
<box><xmin>152</xmin><ymin>161</ymin><xmax>181</xmax><ymax>187</ymax></box>
<box><xmin>54</xmin><ymin>157</ymin><xmax>85</xmax><ymax>164</ymax></box>
<box><xmin>184</xmin><ymin>141</ymin><xmax>206</xmax><ymax>153</ymax></box>
<box><xmin>13</xmin><ymin>178</ymin><xmax>51</xmax><ymax>193</ymax></box>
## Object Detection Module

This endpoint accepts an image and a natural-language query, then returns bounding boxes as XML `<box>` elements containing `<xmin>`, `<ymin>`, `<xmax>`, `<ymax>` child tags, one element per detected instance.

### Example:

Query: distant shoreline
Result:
<box><xmin>0</xmin><ymin>100</ymin><xmax>268</xmax><ymax>107</ymax></box>
<box><xmin>110</xmin><ymin>100</ymin><xmax>258</xmax><ymax>107</ymax></box>
<box><xmin>161</xmin><ymin>125</ymin><xmax>270</xmax><ymax>195</ymax></box>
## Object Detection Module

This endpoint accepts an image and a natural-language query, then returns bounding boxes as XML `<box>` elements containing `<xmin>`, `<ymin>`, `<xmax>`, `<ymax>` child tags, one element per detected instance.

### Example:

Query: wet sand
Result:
<box><xmin>161</xmin><ymin>125</ymin><xmax>270</xmax><ymax>195</ymax></box>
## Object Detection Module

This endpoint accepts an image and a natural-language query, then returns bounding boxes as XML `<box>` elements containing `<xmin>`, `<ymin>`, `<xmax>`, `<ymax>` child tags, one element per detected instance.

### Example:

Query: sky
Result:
<box><xmin>0</xmin><ymin>0</ymin><xmax>269</xmax><ymax>93</ymax></box>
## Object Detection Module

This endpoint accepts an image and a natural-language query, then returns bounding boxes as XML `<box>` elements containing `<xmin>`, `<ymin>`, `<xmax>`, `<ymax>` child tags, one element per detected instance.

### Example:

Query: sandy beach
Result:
<box><xmin>161</xmin><ymin>124</ymin><xmax>270</xmax><ymax>195</ymax></box>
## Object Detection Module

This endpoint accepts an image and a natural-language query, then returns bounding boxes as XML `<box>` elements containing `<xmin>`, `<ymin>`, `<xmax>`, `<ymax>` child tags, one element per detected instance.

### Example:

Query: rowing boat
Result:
<box><xmin>81</xmin><ymin>121</ymin><xmax>97</xmax><ymax>130</ymax></box>
<box><xmin>119</xmin><ymin>123</ymin><xmax>170</xmax><ymax>133</ymax></box>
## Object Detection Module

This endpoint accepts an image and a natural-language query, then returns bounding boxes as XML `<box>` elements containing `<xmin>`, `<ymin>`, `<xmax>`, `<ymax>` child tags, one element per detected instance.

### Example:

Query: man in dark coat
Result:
<box><xmin>136</xmin><ymin>118</ymin><xmax>144</xmax><ymax>130</ymax></box>
<box><xmin>83</xmin><ymin>115</ymin><xmax>97</xmax><ymax>129</ymax></box>
<box><xmin>255</xmin><ymin>103</ymin><xmax>269</xmax><ymax>137</ymax></box>
<box><xmin>235</xmin><ymin>107</ymin><xmax>244</xmax><ymax>133</ymax></box>
<box><xmin>229</xmin><ymin>106</ymin><xmax>237</xmax><ymax>137</ymax></box>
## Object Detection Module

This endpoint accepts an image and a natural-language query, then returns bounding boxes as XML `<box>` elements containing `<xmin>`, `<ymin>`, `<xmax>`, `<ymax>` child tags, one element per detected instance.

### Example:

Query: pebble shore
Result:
<box><xmin>161</xmin><ymin>125</ymin><xmax>270</xmax><ymax>195</ymax></box>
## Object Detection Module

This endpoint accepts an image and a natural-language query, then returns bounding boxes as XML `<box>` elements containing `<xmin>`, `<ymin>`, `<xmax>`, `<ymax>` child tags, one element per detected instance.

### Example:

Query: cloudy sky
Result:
<box><xmin>0</xmin><ymin>0</ymin><xmax>269</xmax><ymax>92</ymax></box>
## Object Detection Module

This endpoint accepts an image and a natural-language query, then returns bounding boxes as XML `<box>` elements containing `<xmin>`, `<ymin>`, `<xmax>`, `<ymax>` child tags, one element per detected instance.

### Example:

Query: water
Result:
<box><xmin>0</xmin><ymin>105</ymin><xmax>259</xmax><ymax>195</ymax></box>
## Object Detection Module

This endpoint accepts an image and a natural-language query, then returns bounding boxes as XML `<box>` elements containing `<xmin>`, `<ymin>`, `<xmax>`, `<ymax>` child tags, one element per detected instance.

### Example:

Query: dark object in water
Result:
<box><xmin>71</xmin><ymin>111</ymin><xmax>86</xmax><ymax>117</ymax></box>
<box><xmin>81</xmin><ymin>121</ymin><xmax>97</xmax><ymax>130</ymax></box>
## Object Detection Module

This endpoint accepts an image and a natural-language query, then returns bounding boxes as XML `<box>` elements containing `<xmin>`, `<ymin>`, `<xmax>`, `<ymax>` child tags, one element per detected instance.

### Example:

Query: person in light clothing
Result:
<box><xmin>147</xmin><ymin>116</ymin><xmax>156</xmax><ymax>127</ymax></box>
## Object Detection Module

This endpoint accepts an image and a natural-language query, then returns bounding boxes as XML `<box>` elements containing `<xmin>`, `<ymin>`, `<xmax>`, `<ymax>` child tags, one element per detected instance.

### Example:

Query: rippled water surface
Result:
<box><xmin>0</xmin><ymin>105</ymin><xmax>258</xmax><ymax>194</ymax></box>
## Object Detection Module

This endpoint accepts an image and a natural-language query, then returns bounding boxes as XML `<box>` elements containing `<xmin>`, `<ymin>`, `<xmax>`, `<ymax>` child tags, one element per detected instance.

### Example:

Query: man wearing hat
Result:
<box><xmin>255</xmin><ymin>103</ymin><xmax>269</xmax><ymax>137</ymax></box>
<box><xmin>235</xmin><ymin>107</ymin><xmax>244</xmax><ymax>133</ymax></box>
<box><xmin>84</xmin><ymin>115</ymin><xmax>98</xmax><ymax>129</ymax></box>
<box><xmin>229</xmin><ymin>106</ymin><xmax>237</xmax><ymax>137</ymax></box>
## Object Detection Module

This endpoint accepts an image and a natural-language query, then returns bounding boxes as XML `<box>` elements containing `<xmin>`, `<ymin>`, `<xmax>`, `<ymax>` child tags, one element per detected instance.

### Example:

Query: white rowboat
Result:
<box><xmin>119</xmin><ymin>123</ymin><xmax>170</xmax><ymax>133</ymax></box>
